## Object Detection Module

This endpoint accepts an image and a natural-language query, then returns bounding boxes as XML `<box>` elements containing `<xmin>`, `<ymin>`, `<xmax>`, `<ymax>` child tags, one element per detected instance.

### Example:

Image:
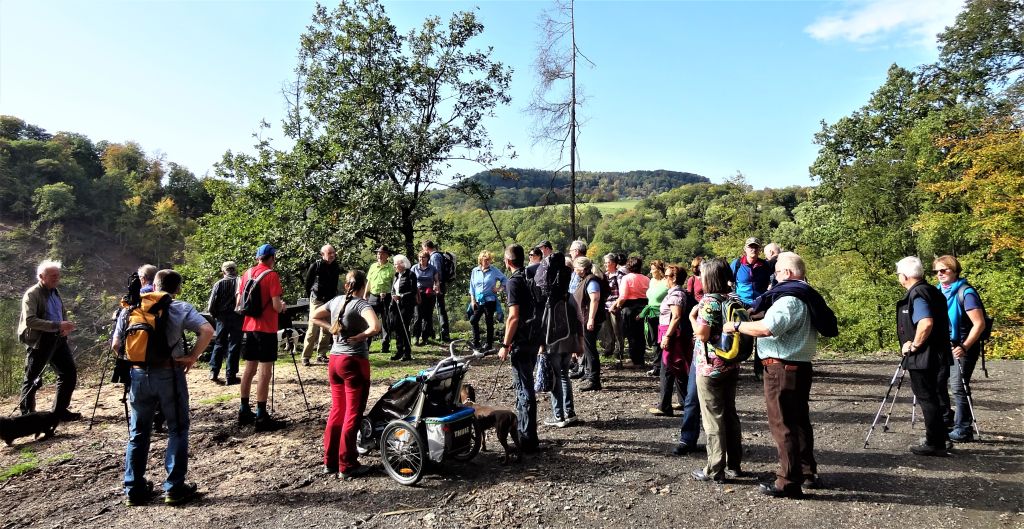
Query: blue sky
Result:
<box><xmin>0</xmin><ymin>0</ymin><xmax>963</xmax><ymax>189</ymax></box>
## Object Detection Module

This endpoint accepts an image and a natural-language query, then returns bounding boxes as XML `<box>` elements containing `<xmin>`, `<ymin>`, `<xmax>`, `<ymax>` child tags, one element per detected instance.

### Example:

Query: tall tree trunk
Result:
<box><xmin>569</xmin><ymin>0</ymin><xmax>578</xmax><ymax>242</ymax></box>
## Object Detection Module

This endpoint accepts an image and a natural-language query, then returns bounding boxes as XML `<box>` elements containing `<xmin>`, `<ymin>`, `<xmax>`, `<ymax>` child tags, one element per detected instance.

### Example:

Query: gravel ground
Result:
<box><xmin>1</xmin><ymin>353</ymin><xmax>1022</xmax><ymax>529</ymax></box>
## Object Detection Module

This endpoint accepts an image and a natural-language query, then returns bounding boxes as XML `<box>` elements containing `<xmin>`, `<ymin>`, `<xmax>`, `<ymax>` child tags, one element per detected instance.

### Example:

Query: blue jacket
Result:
<box><xmin>731</xmin><ymin>257</ymin><xmax>771</xmax><ymax>307</ymax></box>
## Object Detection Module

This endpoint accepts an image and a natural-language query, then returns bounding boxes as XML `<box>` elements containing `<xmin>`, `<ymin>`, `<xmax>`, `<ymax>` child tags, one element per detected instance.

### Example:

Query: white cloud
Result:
<box><xmin>805</xmin><ymin>0</ymin><xmax>964</xmax><ymax>48</ymax></box>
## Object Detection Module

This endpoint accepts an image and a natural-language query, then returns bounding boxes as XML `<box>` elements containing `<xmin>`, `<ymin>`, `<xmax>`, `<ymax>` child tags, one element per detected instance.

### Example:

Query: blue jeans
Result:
<box><xmin>210</xmin><ymin>316</ymin><xmax>242</xmax><ymax>378</ymax></box>
<box><xmin>950</xmin><ymin>347</ymin><xmax>980</xmax><ymax>431</ymax></box>
<box><xmin>679</xmin><ymin>362</ymin><xmax>701</xmax><ymax>445</ymax></box>
<box><xmin>124</xmin><ymin>367</ymin><xmax>190</xmax><ymax>496</ymax></box>
<box><xmin>510</xmin><ymin>343</ymin><xmax>538</xmax><ymax>449</ymax></box>
<box><xmin>548</xmin><ymin>350</ymin><xmax>575</xmax><ymax>420</ymax></box>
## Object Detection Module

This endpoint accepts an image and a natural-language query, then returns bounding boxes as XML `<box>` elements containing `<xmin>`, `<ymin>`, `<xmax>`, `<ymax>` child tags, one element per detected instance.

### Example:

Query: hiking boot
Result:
<box><xmin>321</xmin><ymin>465</ymin><xmax>339</xmax><ymax>475</ymax></box>
<box><xmin>58</xmin><ymin>410</ymin><xmax>82</xmax><ymax>422</ymax></box>
<box><xmin>302</xmin><ymin>358</ymin><xmax>312</xmax><ymax>367</ymax></box>
<box><xmin>254</xmin><ymin>414</ymin><xmax>287</xmax><ymax>432</ymax></box>
<box><xmin>225</xmin><ymin>376</ymin><xmax>241</xmax><ymax>386</ymax></box>
<box><xmin>691</xmin><ymin>469</ymin><xmax>725</xmax><ymax>483</ymax></box>
<box><xmin>918</xmin><ymin>435</ymin><xmax>954</xmax><ymax>450</ymax></box>
<box><xmin>647</xmin><ymin>407</ymin><xmax>672</xmax><ymax>417</ymax></box>
<box><xmin>803</xmin><ymin>474</ymin><xmax>823</xmax><ymax>489</ymax></box>
<box><xmin>209</xmin><ymin>372</ymin><xmax>220</xmax><ymax>382</ymax></box>
<box><xmin>238</xmin><ymin>408</ymin><xmax>256</xmax><ymax>426</ymax></box>
<box><xmin>949</xmin><ymin>428</ymin><xmax>974</xmax><ymax>443</ymax></box>
<box><xmin>164</xmin><ymin>482</ymin><xmax>199</xmax><ymax>506</ymax></box>
<box><xmin>725</xmin><ymin>469</ymin><xmax>749</xmax><ymax>480</ymax></box>
<box><xmin>124</xmin><ymin>480</ymin><xmax>155</xmax><ymax>506</ymax></box>
<box><xmin>390</xmin><ymin>353</ymin><xmax>404</xmax><ymax>361</ymax></box>
<box><xmin>672</xmin><ymin>403</ymin><xmax>684</xmax><ymax>411</ymax></box>
<box><xmin>759</xmin><ymin>482</ymin><xmax>804</xmax><ymax>499</ymax></box>
<box><xmin>909</xmin><ymin>443</ymin><xmax>949</xmax><ymax>457</ymax></box>
<box><xmin>671</xmin><ymin>443</ymin><xmax>696</xmax><ymax>456</ymax></box>
<box><xmin>317</xmin><ymin>354</ymin><xmax>330</xmax><ymax>364</ymax></box>
<box><xmin>579</xmin><ymin>380</ymin><xmax>601</xmax><ymax>392</ymax></box>
<box><xmin>646</xmin><ymin>368</ymin><xmax>659</xmax><ymax>377</ymax></box>
<box><xmin>339</xmin><ymin>465</ymin><xmax>373</xmax><ymax>481</ymax></box>
<box><xmin>568</xmin><ymin>368</ymin><xmax>585</xmax><ymax>380</ymax></box>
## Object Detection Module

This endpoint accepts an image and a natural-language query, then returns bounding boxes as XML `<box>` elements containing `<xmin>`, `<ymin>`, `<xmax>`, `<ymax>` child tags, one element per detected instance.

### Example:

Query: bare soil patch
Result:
<box><xmin>1</xmin><ymin>352</ymin><xmax>1022</xmax><ymax>529</ymax></box>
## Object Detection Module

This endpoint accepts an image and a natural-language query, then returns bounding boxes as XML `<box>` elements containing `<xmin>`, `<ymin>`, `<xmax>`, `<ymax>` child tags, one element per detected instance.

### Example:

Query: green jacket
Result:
<box><xmin>17</xmin><ymin>282</ymin><xmax>65</xmax><ymax>348</ymax></box>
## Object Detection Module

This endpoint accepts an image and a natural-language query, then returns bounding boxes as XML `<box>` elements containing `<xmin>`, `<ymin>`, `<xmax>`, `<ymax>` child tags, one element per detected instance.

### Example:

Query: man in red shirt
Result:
<box><xmin>237</xmin><ymin>244</ymin><xmax>286</xmax><ymax>431</ymax></box>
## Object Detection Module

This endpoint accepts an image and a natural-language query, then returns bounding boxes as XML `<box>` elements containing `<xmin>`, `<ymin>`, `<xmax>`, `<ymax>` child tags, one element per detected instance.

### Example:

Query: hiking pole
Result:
<box><xmin>88</xmin><ymin>351</ymin><xmax>111</xmax><ymax>430</ymax></box>
<box><xmin>270</xmin><ymin>363</ymin><xmax>276</xmax><ymax>414</ymax></box>
<box><xmin>881</xmin><ymin>362</ymin><xmax>908</xmax><ymax>433</ymax></box>
<box><xmin>392</xmin><ymin>296</ymin><xmax>413</xmax><ymax>358</ymax></box>
<box><xmin>910</xmin><ymin>395</ymin><xmax>918</xmax><ymax>429</ymax></box>
<box><xmin>285</xmin><ymin>329</ymin><xmax>311</xmax><ymax>413</ymax></box>
<box><xmin>956</xmin><ymin>358</ymin><xmax>982</xmax><ymax>439</ymax></box>
<box><xmin>864</xmin><ymin>356</ymin><xmax>909</xmax><ymax>448</ymax></box>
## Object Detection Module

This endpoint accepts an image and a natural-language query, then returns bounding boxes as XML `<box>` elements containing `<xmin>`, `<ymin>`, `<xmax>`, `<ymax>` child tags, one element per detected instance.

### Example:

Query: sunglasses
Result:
<box><xmin>932</xmin><ymin>268</ymin><xmax>952</xmax><ymax>275</ymax></box>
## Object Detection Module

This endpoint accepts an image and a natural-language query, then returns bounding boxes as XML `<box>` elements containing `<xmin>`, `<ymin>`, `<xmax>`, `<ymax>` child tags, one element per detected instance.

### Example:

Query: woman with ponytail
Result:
<box><xmin>312</xmin><ymin>270</ymin><xmax>380</xmax><ymax>480</ymax></box>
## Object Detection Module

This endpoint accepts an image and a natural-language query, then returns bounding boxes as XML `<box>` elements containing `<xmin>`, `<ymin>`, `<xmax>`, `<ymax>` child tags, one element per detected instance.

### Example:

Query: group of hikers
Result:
<box><xmin>13</xmin><ymin>235</ymin><xmax>989</xmax><ymax>505</ymax></box>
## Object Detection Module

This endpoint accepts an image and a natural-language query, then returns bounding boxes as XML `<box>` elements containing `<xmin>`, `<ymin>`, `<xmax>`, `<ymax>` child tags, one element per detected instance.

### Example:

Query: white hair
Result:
<box><xmin>36</xmin><ymin>259</ymin><xmax>62</xmax><ymax>277</ymax></box>
<box><xmin>764</xmin><ymin>242</ymin><xmax>782</xmax><ymax>257</ymax></box>
<box><xmin>570</xmin><ymin>239</ymin><xmax>588</xmax><ymax>254</ymax></box>
<box><xmin>393</xmin><ymin>254</ymin><xmax>411</xmax><ymax>270</ymax></box>
<box><xmin>896</xmin><ymin>256</ymin><xmax>924</xmax><ymax>279</ymax></box>
<box><xmin>775</xmin><ymin>252</ymin><xmax>805</xmax><ymax>279</ymax></box>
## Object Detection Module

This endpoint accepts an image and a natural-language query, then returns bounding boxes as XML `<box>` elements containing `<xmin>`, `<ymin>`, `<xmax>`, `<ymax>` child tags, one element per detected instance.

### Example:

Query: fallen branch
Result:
<box><xmin>380</xmin><ymin>507</ymin><xmax>432</xmax><ymax>517</ymax></box>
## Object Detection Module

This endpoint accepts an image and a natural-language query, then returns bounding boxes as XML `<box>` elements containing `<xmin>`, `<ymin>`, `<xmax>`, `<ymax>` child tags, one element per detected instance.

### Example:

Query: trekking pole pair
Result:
<box><xmin>864</xmin><ymin>356</ymin><xmax>916</xmax><ymax>448</ymax></box>
<box><xmin>270</xmin><ymin>328</ymin><xmax>311</xmax><ymax>414</ymax></box>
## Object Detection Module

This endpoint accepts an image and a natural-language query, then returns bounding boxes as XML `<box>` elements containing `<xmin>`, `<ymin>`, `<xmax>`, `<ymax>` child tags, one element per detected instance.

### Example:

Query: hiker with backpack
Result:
<box><xmin>311</xmin><ymin>269</ymin><xmax>381</xmax><ymax>480</ymax></box>
<box><xmin>423</xmin><ymin>240</ymin><xmax>454</xmax><ymax>343</ymax></box>
<box><xmin>649</xmin><ymin>265</ymin><xmax>694</xmax><ymax>417</ymax></box>
<box><xmin>17</xmin><ymin>260</ymin><xmax>80</xmax><ymax>421</ymax></box>
<box><xmin>497</xmin><ymin>244</ymin><xmax>541</xmax><ymax>453</ymax></box>
<box><xmin>688</xmin><ymin>258</ymin><xmax>746</xmax><ymax>484</ymax></box>
<box><xmin>571</xmin><ymin>257</ymin><xmax>608</xmax><ymax>392</ymax></box>
<box><xmin>731</xmin><ymin>237</ymin><xmax>772</xmax><ymax>381</ymax></box>
<box><xmin>301</xmin><ymin>244</ymin><xmax>341</xmax><ymax>366</ymax></box>
<box><xmin>601</xmin><ymin>253</ymin><xmax>626</xmax><ymax>364</ymax></box>
<box><xmin>469</xmin><ymin>249</ymin><xmax>508</xmax><ymax>353</ymax></box>
<box><xmin>206</xmin><ymin>261</ymin><xmax>242</xmax><ymax>385</ymax></box>
<box><xmin>237</xmin><ymin>244</ymin><xmax>287</xmax><ymax>431</ymax></box>
<box><xmin>933</xmin><ymin>255</ymin><xmax>989</xmax><ymax>443</ymax></box>
<box><xmin>113</xmin><ymin>269</ymin><xmax>214</xmax><ymax>506</ymax></box>
<box><xmin>733</xmin><ymin>252</ymin><xmax>837</xmax><ymax>498</ymax></box>
<box><xmin>411</xmin><ymin>251</ymin><xmax>440</xmax><ymax>346</ymax></box>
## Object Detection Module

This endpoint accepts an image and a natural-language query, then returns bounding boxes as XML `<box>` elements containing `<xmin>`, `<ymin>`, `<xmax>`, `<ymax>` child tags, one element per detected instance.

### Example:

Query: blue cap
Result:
<box><xmin>255</xmin><ymin>244</ymin><xmax>277</xmax><ymax>258</ymax></box>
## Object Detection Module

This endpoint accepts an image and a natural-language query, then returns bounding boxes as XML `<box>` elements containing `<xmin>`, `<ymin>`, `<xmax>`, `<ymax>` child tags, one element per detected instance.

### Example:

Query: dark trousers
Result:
<box><xmin>509</xmin><ymin>344</ymin><xmax>539</xmax><ymax>450</ymax></box>
<box><xmin>678</xmin><ymin>362</ymin><xmax>701</xmax><ymax>446</ymax></box>
<box><xmin>470</xmin><ymin>300</ymin><xmax>497</xmax><ymax>349</ymax></box>
<box><xmin>937</xmin><ymin>362</ymin><xmax>953</xmax><ymax>427</ymax></box>
<box><xmin>391</xmin><ymin>300</ymin><xmax>415</xmax><ymax>357</ymax></box>
<box><xmin>413</xmin><ymin>292</ymin><xmax>436</xmax><ymax>341</ymax></box>
<box><xmin>210</xmin><ymin>315</ymin><xmax>242</xmax><ymax>379</ymax></box>
<box><xmin>582</xmin><ymin>325</ymin><xmax>601</xmax><ymax>385</ymax></box>
<box><xmin>646</xmin><ymin>316</ymin><xmax>660</xmax><ymax>369</ymax></box>
<box><xmin>20</xmin><ymin>334</ymin><xmax>77</xmax><ymax>415</ymax></box>
<box><xmin>436</xmin><ymin>288</ymin><xmax>451</xmax><ymax>341</ymax></box>
<box><xmin>621</xmin><ymin>301</ymin><xmax>647</xmax><ymax>366</ymax></box>
<box><xmin>951</xmin><ymin>347</ymin><xmax>980</xmax><ymax>431</ymax></box>
<box><xmin>763</xmin><ymin>361</ymin><xmax>816</xmax><ymax>489</ymax></box>
<box><xmin>368</xmin><ymin>294</ymin><xmax>392</xmax><ymax>354</ymax></box>
<box><xmin>910</xmin><ymin>365</ymin><xmax>950</xmax><ymax>449</ymax></box>
<box><xmin>658</xmin><ymin>364</ymin><xmax>686</xmax><ymax>415</ymax></box>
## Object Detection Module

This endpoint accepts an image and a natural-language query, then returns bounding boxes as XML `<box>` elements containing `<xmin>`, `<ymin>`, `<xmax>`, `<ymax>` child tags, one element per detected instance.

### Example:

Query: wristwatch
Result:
<box><xmin>733</xmin><ymin>321</ymin><xmax>741</xmax><ymax>332</ymax></box>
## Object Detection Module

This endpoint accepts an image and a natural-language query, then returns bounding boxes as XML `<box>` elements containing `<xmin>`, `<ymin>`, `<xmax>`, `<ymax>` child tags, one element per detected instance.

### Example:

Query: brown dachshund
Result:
<box><xmin>460</xmin><ymin>384</ymin><xmax>520</xmax><ymax>463</ymax></box>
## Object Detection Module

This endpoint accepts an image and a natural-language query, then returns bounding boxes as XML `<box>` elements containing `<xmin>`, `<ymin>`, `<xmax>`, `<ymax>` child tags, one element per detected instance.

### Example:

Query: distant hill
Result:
<box><xmin>430</xmin><ymin>168</ymin><xmax>709</xmax><ymax>210</ymax></box>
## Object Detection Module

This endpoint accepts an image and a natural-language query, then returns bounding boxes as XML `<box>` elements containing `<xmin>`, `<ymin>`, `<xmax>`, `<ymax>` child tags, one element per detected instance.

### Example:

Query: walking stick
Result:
<box><xmin>864</xmin><ymin>356</ymin><xmax>909</xmax><ymax>448</ymax></box>
<box><xmin>88</xmin><ymin>351</ymin><xmax>111</xmax><ymax>430</ymax></box>
<box><xmin>956</xmin><ymin>358</ymin><xmax>981</xmax><ymax>439</ymax></box>
<box><xmin>270</xmin><ymin>363</ymin><xmax>275</xmax><ymax>414</ymax></box>
<box><xmin>392</xmin><ymin>296</ymin><xmax>413</xmax><ymax>357</ymax></box>
<box><xmin>285</xmin><ymin>329</ymin><xmax>311</xmax><ymax>413</ymax></box>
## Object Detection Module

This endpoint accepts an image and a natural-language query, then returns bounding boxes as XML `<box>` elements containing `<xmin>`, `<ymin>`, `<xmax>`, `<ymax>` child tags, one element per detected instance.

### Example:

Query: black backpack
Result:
<box><xmin>955</xmin><ymin>283</ymin><xmax>993</xmax><ymax>343</ymax></box>
<box><xmin>436</xmin><ymin>251</ymin><xmax>456</xmax><ymax>284</ymax></box>
<box><xmin>538</xmin><ymin>252</ymin><xmax>570</xmax><ymax>306</ymax></box>
<box><xmin>581</xmin><ymin>274</ymin><xmax>611</xmax><ymax>324</ymax></box>
<box><xmin>239</xmin><ymin>270</ymin><xmax>272</xmax><ymax>317</ymax></box>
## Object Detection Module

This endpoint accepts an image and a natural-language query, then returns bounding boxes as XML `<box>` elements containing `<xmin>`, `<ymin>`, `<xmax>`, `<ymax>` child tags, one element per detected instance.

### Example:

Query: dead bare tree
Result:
<box><xmin>527</xmin><ymin>0</ymin><xmax>594</xmax><ymax>241</ymax></box>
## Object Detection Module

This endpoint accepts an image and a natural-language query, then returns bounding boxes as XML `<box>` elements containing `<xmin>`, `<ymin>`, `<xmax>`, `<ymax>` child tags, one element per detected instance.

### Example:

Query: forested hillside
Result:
<box><xmin>428</xmin><ymin>168</ymin><xmax>709</xmax><ymax>211</ymax></box>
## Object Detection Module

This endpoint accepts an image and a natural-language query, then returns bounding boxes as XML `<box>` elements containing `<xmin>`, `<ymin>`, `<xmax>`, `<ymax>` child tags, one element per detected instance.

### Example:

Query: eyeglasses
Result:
<box><xmin>932</xmin><ymin>268</ymin><xmax>952</xmax><ymax>275</ymax></box>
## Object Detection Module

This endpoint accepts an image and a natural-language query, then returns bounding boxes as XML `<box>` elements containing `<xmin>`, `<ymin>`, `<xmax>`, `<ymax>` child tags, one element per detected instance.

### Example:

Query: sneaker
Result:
<box><xmin>238</xmin><ymin>408</ymin><xmax>256</xmax><ymax>426</ymax></box>
<box><xmin>949</xmin><ymin>428</ymin><xmax>974</xmax><ymax>443</ymax></box>
<box><xmin>803</xmin><ymin>474</ymin><xmax>823</xmax><ymax>489</ymax></box>
<box><xmin>646</xmin><ymin>368</ymin><xmax>659</xmax><ymax>377</ymax></box>
<box><xmin>321</xmin><ymin>465</ymin><xmax>339</xmax><ymax>475</ymax></box>
<box><xmin>543</xmin><ymin>417</ymin><xmax>564</xmax><ymax>427</ymax></box>
<box><xmin>691</xmin><ymin>469</ymin><xmax>725</xmax><ymax>483</ymax></box>
<box><xmin>759</xmin><ymin>482</ymin><xmax>803</xmax><ymax>499</ymax></box>
<box><xmin>647</xmin><ymin>407</ymin><xmax>671</xmax><ymax>417</ymax></box>
<box><xmin>225</xmin><ymin>376</ymin><xmax>241</xmax><ymax>386</ymax></box>
<box><xmin>124</xmin><ymin>480</ymin><xmax>155</xmax><ymax>507</ymax></box>
<box><xmin>254</xmin><ymin>415</ymin><xmax>287</xmax><ymax>432</ymax></box>
<box><xmin>918</xmin><ymin>435</ymin><xmax>954</xmax><ymax>450</ymax></box>
<box><xmin>560</xmin><ymin>415</ymin><xmax>579</xmax><ymax>427</ymax></box>
<box><xmin>209</xmin><ymin>372</ymin><xmax>220</xmax><ymax>382</ymax></box>
<box><xmin>725</xmin><ymin>469</ymin><xmax>749</xmax><ymax>480</ymax></box>
<box><xmin>909</xmin><ymin>443</ymin><xmax>949</xmax><ymax>457</ymax></box>
<box><xmin>568</xmin><ymin>368</ymin><xmax>585</xmax><ymax>380</ymax></box>
<box><xmin>317</xmin><ymin>354</ymin><xmax>330</xmax><ymax>363</ymax></box>
<box><xmin>339</xmin><ymin>465</ymin><xmax>373</xmax><ymax>481</ymax></box>
<box><xmin>164</xmin><ymin>482</ymin><xmax>199</xmax><ymax>506</ymax></box>
<box><xmin>579</xmin><ymin>381</ymin><xmax>602</xmax><ymax>392</ymax></box>
<box><xmin>672</xmin><ymin>403</ymin><xmax>684</xmax><ymax>411</ymax></box>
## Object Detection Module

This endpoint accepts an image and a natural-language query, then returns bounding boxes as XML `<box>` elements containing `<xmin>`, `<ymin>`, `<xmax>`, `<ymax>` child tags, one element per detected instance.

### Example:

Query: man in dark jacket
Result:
<box><xmin>17</xmin><ymin>260</ymin><xmax>79</xmax><ymax>419</ymax></box>
<box><xmin>206</xmin><ymin>261</ymin><xmax>243</xmax><ymax>384</ymax></box>
<box><xmin>896</xmin><ymin>256</ymin><xmax>953</xmax><ymax>456</ymax></box>
<box><xmin>302</xmin><ymin>244</ymin><xmax>340</xmax><ymax>365</ymax></box>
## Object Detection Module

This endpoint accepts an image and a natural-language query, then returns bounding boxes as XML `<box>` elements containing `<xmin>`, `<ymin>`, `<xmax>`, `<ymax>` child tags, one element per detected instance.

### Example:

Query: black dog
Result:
<box><xmin>0</xmin><ymin>412</ymin><xmax>60</xmax><ymax>447</ymax></box>
<box><xmin>461</xmin><ymin>384</ymin><xmax>520</xmax><ymax>463</ymax></box>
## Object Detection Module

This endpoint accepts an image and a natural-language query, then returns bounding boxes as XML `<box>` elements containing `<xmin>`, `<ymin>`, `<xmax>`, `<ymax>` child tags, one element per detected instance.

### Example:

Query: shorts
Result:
<box><xmin>242</xmin><ymin>331</ymin><xmax>278</xmax><ymax>363</ymax></box>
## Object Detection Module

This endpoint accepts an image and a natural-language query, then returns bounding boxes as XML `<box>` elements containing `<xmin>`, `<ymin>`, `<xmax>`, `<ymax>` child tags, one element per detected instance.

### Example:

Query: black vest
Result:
<box><xmin>896</xmin><ymin>281</ymin><xmax>953</xmax><ymax>370</ymax></box>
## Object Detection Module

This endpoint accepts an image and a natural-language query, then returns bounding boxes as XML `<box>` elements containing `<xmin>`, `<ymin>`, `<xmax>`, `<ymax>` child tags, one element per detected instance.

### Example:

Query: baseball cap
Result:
<box><xmin>255</xmin><ymin>244</ymin><xmax>277</xmax><ymax>258</ymax></box>
<box><xmin>375</xmin><ymin>245</ymin><xmax>392</xmax><ymax>254</ymax></box>
<box><xmin>744</xmin><ymin>237</ymin><xmax>761</xmax><ymax>248</ymax></box>
<box><xmin>537</xmin><ymin>240</ymin><xmax>553</xmax><ymax>250</ymax></box>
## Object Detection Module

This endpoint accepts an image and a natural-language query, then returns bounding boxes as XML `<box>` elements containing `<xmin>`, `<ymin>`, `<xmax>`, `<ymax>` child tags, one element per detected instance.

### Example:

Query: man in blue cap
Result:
<box><xmin>237</xmin><ymin>244</ymin><xmax>287</xmax><ymax>431</ymax></box>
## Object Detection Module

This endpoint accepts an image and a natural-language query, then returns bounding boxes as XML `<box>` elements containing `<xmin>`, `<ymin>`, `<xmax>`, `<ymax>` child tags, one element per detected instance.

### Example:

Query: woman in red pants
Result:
<box><xmin>312</xmin><ymin>270</ymin><xmax>380</xmax><ymax>479</ymax></box>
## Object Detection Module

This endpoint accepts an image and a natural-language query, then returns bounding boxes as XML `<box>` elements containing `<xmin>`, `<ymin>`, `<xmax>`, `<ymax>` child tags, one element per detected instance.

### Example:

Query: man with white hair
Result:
<box><xmin>206</xmin><ymin>261</ymin><xmax>243</xmax><ymax>384</ymax></box>
<box><xmin>727</xmin><ymin>252</ymin><xmax>838</xmax><ymax>498</ymax></box>
<box><xmin>137</xmin><ymin>264</ymin><xmax>157</xmax><ymax>294</ymax></box>
<box><xmin>764</xmin><ymin>243</ymin><xmax>781</xmax><ymax>289</ymax></box>
<box><xmin>17</xmin><ymin>260</ymin><xmax>80</xmax><ymax>419</ymax></box>
<box><xmin>895</xmin><ymin>256</ymin><xmax>953</xmax><ymax>456</ymax></box>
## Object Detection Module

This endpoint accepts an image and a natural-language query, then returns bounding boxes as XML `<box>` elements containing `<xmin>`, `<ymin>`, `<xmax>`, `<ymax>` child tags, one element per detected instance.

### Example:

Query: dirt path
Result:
<box><xmin>1</xmin><ymin>354</ymin><xmax>1022</xmax><ymax>529</ymax></box>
